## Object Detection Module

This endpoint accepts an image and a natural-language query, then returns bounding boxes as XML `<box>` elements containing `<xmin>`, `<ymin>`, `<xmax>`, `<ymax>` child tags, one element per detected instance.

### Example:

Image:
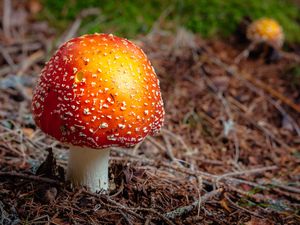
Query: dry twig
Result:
<box><xmin>164</xmin><ymin>188</ymin><xmax>223</xmax><ymax>219</ymax></box>
<box><xmin>0</xmin><ymin>171</ymin><xmax>61</xmax><ymax>185</ymax></box>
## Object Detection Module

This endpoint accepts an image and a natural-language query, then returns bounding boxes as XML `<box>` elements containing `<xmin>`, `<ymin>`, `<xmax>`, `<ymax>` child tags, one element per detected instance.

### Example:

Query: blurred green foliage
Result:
<box><xmin>41</xmin><ymin>0</ymin><xmax>300</xmax><ymax>43</ymax></box>
<box><xmin>287</xmin><ymin>64</ymin><xmax>300</xmax><ymax>87</ymax></box>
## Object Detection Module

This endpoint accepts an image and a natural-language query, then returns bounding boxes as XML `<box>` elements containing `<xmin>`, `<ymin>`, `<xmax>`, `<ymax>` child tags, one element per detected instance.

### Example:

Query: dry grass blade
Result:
<box><xmin>17</xmin><ymin>50</ymin><xmax>44</xmax><ymax>76</ymax></box>
<box><xmin>3</xmin><ymin>0</ymin><xmax>12</xmax><ymax>38</ymax></box>
<box><xmin>57</xmin><ymin>8</ymin><xmax>101</xmax><ymax>47</ymax></box>
<box><xmin>216</xmin><ymin>166</ymin><xmax>278</xmax><ymax>183</ymax></box>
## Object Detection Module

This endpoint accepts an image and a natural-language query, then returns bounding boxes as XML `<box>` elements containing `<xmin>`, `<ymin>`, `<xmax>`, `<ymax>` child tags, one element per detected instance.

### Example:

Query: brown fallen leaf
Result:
<box><xmin>28</xmin><ymin>0</ymin><xmax>42</xmax><ymax>15</ymax></box>
<box><xmin>220</xmin><ymin>198</ymin><xmax>232</xmax><ymax>212</ymax></box>
<box><xmin>22</xmin><ymin>127</ymin><xmax>34</xmax><ymax>138</ymax></box>
<box><xmin>51</xmin><ymin>217</ymin><xmax>69</xmax><ymax>225</ymax></box>
<box><xmin>245</xmin><ymin>216</ymin><xmax>274</xmax><ymax>225</ymax></box>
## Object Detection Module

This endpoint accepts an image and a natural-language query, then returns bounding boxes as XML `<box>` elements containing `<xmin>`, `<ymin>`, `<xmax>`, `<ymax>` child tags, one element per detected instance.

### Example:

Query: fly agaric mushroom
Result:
<box><xmin>246</xmin><ymin>18</ymin><xmax>284</xmax><ymax>49</ymax></box>
<box><xmin>235</xmin><ymin>18</ymin><xmax>284</xmax><ymax>63</ymax></box>
<box><xmin>32</xmin><ymin>33</ymin><xmax>164</xmax><ymax>192</ymax></box>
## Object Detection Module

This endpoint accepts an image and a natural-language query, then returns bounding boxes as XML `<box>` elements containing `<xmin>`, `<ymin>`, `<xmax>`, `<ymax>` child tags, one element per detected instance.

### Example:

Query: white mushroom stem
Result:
<box><xmin>67</xmin><ymin>146</ymin><xmax>110</xmax><ymax>192</ymax></box>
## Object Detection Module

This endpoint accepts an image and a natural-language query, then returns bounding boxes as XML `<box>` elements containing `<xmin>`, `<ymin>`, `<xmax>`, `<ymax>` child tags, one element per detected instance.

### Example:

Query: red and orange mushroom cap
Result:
<box><xmin>32</xmin><ymin>33</ymin><xmax>164</xmax><ymax>148</ymax></box>
<box><xmin>246</xmin><ymin>18</ymin><xmax>284</xmax><ymax>48</ymax></box>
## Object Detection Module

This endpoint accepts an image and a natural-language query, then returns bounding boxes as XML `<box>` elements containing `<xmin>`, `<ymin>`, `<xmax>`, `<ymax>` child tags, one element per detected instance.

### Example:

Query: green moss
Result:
<box><xmin>40</xmin><ymin>0</ymin><xmax>300</xmax><ymax>43</ymax></box>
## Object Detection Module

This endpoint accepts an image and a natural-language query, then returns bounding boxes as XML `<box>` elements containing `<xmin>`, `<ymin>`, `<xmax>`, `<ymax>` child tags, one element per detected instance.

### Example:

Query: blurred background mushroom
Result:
<box><xmin>235</xmin><ymin>17</ymin><xmax>285</xmax><ymax>63</ymax></box>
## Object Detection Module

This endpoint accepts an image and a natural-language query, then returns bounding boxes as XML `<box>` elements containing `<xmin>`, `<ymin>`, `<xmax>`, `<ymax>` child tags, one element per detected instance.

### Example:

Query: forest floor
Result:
<box><xmin>0</xmin><ymin>3</ymin><xmax>300</xmax><ymax>225</ymax></box>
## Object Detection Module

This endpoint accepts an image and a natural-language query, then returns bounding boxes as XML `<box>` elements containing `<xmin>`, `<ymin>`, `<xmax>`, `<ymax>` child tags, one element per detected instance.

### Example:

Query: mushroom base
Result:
<box><xmin>67</xmin><ymin>146</ymin><xmax>110</xmax><ymax>192</ymax></box>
